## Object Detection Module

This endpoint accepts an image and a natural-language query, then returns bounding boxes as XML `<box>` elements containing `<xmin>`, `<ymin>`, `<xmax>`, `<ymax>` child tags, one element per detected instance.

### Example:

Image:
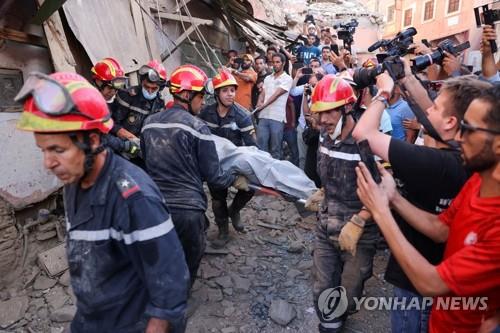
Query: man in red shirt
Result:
<box><xmin>355</xmin><ymin>83</ymin><xmax>500</xmax><ymax>332</ymax></box>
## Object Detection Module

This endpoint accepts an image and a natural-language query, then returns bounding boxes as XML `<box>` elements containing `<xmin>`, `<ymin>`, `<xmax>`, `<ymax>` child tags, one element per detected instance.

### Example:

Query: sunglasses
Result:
<box><xmin>139</xmin><ymin>65</ymin><xmax>164</xmax><ymax>83</ymax></box>
<box><xmin>460</xmin><ymin>120</ymin><xmax>500</xmax><ymax>137</ymax></box>
<box><xmin>14</xmin><ymin>72</ymin><xmax>100</xmax><ymax>120</ymax></box>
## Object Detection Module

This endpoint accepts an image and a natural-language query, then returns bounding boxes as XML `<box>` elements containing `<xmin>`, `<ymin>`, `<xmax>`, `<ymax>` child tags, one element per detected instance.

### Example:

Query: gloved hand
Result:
<box><xmin>338</xmin><ymin>214</ymin><xmax>366</xmax><ymax>256</ymax></box>
<box><xmin>233</xmin><ymin>175</ymin><xmax>249</xmax><ymax>191</ymax></box>
<box><xmin>304</xmin><ymin>188</ymin><xmax>324</xmax><ymax>212</ymax></box>
<box><xmin>123</xmin><ymin>139</ymin><xmax>141</xmax><ymax>158</ymax></box>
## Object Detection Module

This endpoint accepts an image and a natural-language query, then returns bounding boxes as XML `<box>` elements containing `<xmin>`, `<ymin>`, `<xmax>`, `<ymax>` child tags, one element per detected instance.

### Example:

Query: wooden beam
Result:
<box><xmin>153</xmin><ymin>11</ymin><xmax>213</xmax><ymax>26</ymax></box>
<box><xmin>173</xmin><ymin>0</ymin><xmax>192</xmax><ymax>13</ymax></box>
<box><xmin>160</xmin><ymin>23</ymin><xmax>198</xmax><ymax>61</ymax></box>
<box><xmin>0</xmin><ymin>27</ymin><xmax>47</xmax><ymax>48</ymax></box>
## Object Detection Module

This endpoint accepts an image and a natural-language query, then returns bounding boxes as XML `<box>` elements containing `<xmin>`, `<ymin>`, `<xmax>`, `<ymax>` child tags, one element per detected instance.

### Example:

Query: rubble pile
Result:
<box><xmin>0</xmin><ymin>194</ymin><xmax>391</xmax><ymax>332</ymax></box>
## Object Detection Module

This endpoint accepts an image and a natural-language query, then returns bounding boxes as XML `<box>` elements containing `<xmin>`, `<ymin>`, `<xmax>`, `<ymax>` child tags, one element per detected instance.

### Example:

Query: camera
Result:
<box><xmin>368</xmin><ymin>27</ymin><xmax>417</xmax><ymax>59</ymax></box>
<box><xmin>353</xmin><ymin>56</ymin><xmax>406</xmax><ymax>89</ymax></box>
<box><xmin>474</xmin><ymin>2</ymin><xmax>499</xmax><ymax>53</ymax></box>
<box><xmin>333</xmin><ymin>19</ymin><xmax>358</xmax><ymax>52</ymax></box>
<box><xmin>412</xmin><ymin>39</ymin><xmax>470</xmax><ymax>72</ymax></box>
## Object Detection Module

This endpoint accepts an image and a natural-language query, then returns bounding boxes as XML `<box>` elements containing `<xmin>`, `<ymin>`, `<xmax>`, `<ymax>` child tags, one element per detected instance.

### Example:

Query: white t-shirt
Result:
<box><xmin>259</xmin><ymin>72</ymin><xmax>293</xmax><ymax>122</ymax></box>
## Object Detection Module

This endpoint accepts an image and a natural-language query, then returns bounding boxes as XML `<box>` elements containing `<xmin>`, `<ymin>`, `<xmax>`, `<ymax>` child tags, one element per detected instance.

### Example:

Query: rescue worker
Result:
<box><xmin>141</xmin><ymin>64</ymin><xmax>249</xmax><ymax>287</ymax></box>
<box><xmin>15</xmin><ymin>72</ymin><xmax>189</xmax><ymax>333</ymax></box>
<box><xmin>111</xmin><ymin>59</ymin><xmax>167</xmax><ymax>140</ymax></box>
<box><xmin>308</xmin><ymin>75</ymin><xmax>377</xmax><ymax>332</ymax></box>
<box><xmin>90</xmin><ymin>57</ymin><xmax>140</xmax><ymax>158</ymax></box>
<box><xmin>198</xmin><ymin>70</ymin><xmax>256</xmax><ymax>248</ymax></box>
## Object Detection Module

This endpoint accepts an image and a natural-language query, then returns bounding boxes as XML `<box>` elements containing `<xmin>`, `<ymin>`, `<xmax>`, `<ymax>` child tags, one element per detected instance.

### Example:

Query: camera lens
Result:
<box><xmin>412</xmin><ymin>50</ymin><xmax>443</xmax><ymax>72</ymax></box>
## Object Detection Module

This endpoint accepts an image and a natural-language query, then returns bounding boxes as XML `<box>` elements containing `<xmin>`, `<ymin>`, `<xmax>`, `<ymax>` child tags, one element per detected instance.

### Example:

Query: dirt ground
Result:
<box><xmin>0</xmin><ymin>193</ymin><xmax>392</xmax><ymax>333</ymax></box>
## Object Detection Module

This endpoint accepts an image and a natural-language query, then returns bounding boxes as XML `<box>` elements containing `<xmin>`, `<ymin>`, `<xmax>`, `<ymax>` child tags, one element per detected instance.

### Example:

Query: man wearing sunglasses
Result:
<box><xmin>356</xmin><ymin>83</ymin><xmax>500</xmax><ymax>333</ymax></box>
<box><xmin>15</xmin><ymin>72</ymin><xmax>189</xmax><ymax>333</ymax></box>
<box><xmin>141</xmin><ymin>64</ymin><xmax>249</xmax><ymax>291</ymax></box>
<box><xmin>352</xmin><ymin>64</ymin><xmax>491</xmax><ymax>331</ymax></box>
<box><xmin>111</xmin><ymin>59</ymin><xmax>167</xmax><ymax>143</ymax></box>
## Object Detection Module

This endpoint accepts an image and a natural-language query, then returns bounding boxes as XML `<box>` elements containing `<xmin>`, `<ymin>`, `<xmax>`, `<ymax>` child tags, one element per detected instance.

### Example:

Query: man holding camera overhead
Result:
<box><xmin>228</xmin><ymin>54</ymin><xmax>257</xmax><ymax>111</ymax></box>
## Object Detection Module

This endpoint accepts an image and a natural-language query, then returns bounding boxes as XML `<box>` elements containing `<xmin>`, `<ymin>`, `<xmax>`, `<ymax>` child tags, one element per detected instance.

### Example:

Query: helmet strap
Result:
<box><xmin>69</xmin><ymin>132</ymin><xmax>105</xmax><ymax>179</ymax></box>
<box><xmin>173</xmin><ymin>91</ymin><xmax>198</xmax><ymax>115</ymax></box>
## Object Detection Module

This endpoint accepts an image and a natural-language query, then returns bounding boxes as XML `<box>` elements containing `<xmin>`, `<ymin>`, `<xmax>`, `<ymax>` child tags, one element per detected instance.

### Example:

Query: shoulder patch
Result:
<box><xmin>116</xmin><ymin>175</ymin><xmax>141</xmax><ymax>199</ymax></box>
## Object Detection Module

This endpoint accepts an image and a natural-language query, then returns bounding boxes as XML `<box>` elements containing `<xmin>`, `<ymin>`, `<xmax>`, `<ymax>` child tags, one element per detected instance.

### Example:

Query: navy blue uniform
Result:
<box><xmin>64</xmin><ymin>150</ymin><xmax>189</xmax><ymax>333</ymax></box>
<box><xmin>141</xmin><ymin>104</ymin><xmax>236</xmax><ymax>284</ymax></box>
<box><xmin>198</xmin><ymin>103</ymin><xmax>256</xmax><ymax>147</ymax></box>
<box><xmin>313</xmin><ymin>129</ymin><xmax>378</xmax><ymax>332</ymax></box>
<box><xmin>111</xmin><ymin>86</ymin><xmax>164</xmax><ymax>137</ymax></box>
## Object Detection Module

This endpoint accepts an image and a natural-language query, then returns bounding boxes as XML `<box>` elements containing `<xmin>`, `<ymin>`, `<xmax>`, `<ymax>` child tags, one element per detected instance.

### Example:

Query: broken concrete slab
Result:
<box><xmin>38</xmin><ymin>243</ymin><xmax>68</xmax><ymax>277</ymax></box>
<box><xmin>214</xmin><ymin>275</ymin><xmax>233</xmax><ymax>289</ymax></box>
<box><xmin>58</xmin><ymin>270</ymin><xmax>70</xmax><ymax>287</ymax></box>
<box><xmin>50</xmin><ymin>305</ymin><xmax>76</xmax><ymax>323</ymax></box>
<box><xmin>201</xmin><ymin>265</ymin><xmax>221</xmax><ymax>279</ymax></box>
<box><xmin>33</xmin><ymin>275</ymin><xmax>57</xmax><ymax>290</ymax></box>
<box><xmin>0</xmin><ymin>296</ymin><xmax>29</xmax><ymax>329</ymax></box>
<box><xmin>268</xmin><ymin>299</ymin><xmax>296</xmax><ymax>326</ymax></box>
<box><xmin>230</xmin><ymin>274</ymin><xmax>251</xmax><ymax>293</ymax></box>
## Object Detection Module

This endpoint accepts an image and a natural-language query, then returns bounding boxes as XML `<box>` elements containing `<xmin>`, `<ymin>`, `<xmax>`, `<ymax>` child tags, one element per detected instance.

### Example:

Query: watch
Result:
<box><xmin>373</xmin><ymin>95</ymin><xmax>390</xmax><ymax>108</ymax></box>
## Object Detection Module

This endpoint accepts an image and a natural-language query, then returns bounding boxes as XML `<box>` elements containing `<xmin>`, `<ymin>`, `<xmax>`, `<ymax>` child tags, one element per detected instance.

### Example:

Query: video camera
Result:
<box><xmin>474</xmin><ymin>1</ymin><xmax>500</xmax><ymax>53</ymax></box>
<box><xmin>412</xmin><ymin>39</ymin><xmax>470</xmax><ymax>71</ymax></box>
<box><xmin>333</xmin><ymin>18</ymin><xmax>358</xmax><ymax>52</ymax></box>
<box><xmin>353</xmin><ymin>56</ymin><xmax>405</xmax><ymax>89</ymax></box>
<box><xmin>368</xmin><ymin>27</ymin><xmax>417</xmax><ymax>60</ymax></box>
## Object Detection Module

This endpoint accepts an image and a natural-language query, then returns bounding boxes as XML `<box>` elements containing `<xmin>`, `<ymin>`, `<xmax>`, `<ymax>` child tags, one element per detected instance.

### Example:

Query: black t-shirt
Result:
<box><xmin>384</xmin><ymin>138</ymin><xmax>469</xmax><ymax>293</ymax></box>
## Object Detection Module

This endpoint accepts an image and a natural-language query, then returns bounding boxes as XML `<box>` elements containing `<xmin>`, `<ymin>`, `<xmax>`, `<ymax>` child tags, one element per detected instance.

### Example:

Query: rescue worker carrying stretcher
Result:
<box><xmin>15</xmin><ymin>72</ymin><xmax>189</xmax><ymax>333</ymax></box>
<box><xmin>199</xmin><ymin>69</ymin><xmax>257</xmax><ymax>248</ymax></box>
<box><xmin>141</xmin><ymin>64</ymin><xmax>249</xmax><ymax>287</ymax></box>
<box><xmin>90</xmin><ymin>57</ymin><xmax>141</xmax><ymax>158</ymax></box>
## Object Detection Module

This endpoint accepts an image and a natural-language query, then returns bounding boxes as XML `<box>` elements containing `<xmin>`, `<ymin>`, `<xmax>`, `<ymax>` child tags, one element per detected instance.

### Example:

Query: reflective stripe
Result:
<box><xmin>320</xmin><ymin>321</ymin><xmax>343</xmax><ymax>329</ymax></box>
<box><xmin>116</xmin><ymin>94</ymin><xmax>150</xmax><ymax>115</ymax></box>
<box><xmin>240</xmin><ymin>124</ymin><xmax>254</xmax><ymax>132</ymax></box>
<box><xmin>204</xmin><ymin>121</ymin><xmax>219</xmax><ymax>128</ymax></box>
<box><xmin>69</xmin><ymin>218</ymin><xmax>174</xmax><ymax>245</ymax></box>
<box><xmin>319</xmin><ymin>146</ymin><xmax>361</xmax><ymax>161</ymax></box>
<box><xmin>142</xmin><ymin>122</ymin><xmax>213</xmax><ymax>141</ymax></box>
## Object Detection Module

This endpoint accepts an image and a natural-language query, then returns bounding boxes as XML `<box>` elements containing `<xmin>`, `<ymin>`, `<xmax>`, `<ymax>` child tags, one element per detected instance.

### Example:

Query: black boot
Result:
<box><xmin>228</xmin><ymin>190</ymin><xmax>254</xmax><ymax>232</ymax></box>
<box><xmin>211</xmin><ymin>218</ymin><xmax>229</xmax><ymax>248</ymax></box>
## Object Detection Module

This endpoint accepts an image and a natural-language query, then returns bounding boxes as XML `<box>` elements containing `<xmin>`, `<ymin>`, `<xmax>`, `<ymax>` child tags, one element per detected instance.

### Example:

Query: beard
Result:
<box><xmin>463</xmin><ymin>139</ymin><xmax>497</xmax><ymax>172</ymax></box>
<box><xmin>241</xmin><ymin>63</ymin><xmax>251</xmax><ymax>70</ymax></box>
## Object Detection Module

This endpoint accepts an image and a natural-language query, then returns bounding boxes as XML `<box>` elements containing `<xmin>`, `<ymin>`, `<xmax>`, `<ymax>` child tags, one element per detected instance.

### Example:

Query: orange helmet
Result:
<box><xmin>139</xmin><ymin>59</ymin><xmax>167</xmax><ymax>83</ymax></box>
<box><xmin>91</xmin><ymin>57</ymin><xmax>125</xmax><ymax>81</ymax></box>
<box><xmin>212</xmin><ymin>70</ymin><xmax>238</xmax><ymax>90</ymax></box>
<box><xmin>310</xmin><ymin>75</ymin><xmax>357</xmax><ymax>113</ymax></box>
<box><xmin>169</xmin><ymin>64</ymin><xmax>209</xmax><ymax>94</ymax></box>
<box><xmin>16</xmin><ymin>72</ymin><xmax>113</xmax><ymax>134</ymax></box>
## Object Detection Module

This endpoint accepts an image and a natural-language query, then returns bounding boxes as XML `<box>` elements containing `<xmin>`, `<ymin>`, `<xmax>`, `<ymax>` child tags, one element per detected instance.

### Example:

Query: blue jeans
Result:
<box><xmin>283</xmin><ymin>127</ymin><xmax>299</xmax><ymax>166</ymax></box>
<box><xmin>391</xmin><ymin>287</ymin><xmax>430</xmax><ymax>333</ymax></box>
<box><xmin>257</xmin><ymin>118</ymin><xmax>284</xmax><ymax>159</ymax></box>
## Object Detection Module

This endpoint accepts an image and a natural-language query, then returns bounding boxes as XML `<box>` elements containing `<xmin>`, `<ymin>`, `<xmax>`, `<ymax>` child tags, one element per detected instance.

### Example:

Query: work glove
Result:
<box><xmin>123</xmin><ymin>139</ymin><xmax>141</xmax><ymax>158</ymax></box>
<box><xmin>338</xmin><ymin>214</ymin><xmax>366</xmax><ymax>256</ymax></box>
<box><xmin>233</xmin><ymin>175</ymin><xmax>249</xmax><ymax>191</ymax></box>
<box><xmin>304</xmin><ymin>188</ymin><xmax>324</xmax><ymax>212</ymax></box>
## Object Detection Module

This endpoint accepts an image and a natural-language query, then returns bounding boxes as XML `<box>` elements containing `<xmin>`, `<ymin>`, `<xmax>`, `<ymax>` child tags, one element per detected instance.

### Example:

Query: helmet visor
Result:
<box><xmin>15</xmin><ymin>72</ymin><xmax>74</xmax><ymax>115</ymax></box>
<box><xmin>204</xmin><ymin>78</ymin><xmax>214</xmax><ymax>95</ymax></box>
<box><xmin>139</xmin><ymin>65</ymin><xmax>164</xmax><ymax>83</ymax></box>
<box><xmin>109</xmin><ymin>77</ymin><xmax>128</xmax><ymax>89</ymax></box>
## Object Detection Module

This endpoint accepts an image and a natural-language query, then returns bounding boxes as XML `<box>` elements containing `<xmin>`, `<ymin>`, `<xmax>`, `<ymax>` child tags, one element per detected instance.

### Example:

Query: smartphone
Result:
<box><xmin>331</xmin><ymin>44</ymin><xmax>339</xmax><ymax>56</ymax></box>
<box><xmin>302</xmin><ymin>67</ymin><xmax>313</xmax><ymax>75</ymax></box>
<box><xmin>357</xmin><ymin>140</ymin><xmax>381</xmax><ymax>184</ymax></box>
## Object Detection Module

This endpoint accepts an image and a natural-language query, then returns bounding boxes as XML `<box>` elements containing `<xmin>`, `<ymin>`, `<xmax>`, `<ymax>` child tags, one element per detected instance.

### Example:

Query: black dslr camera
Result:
<box><xmin>412</xmin><ymin>39</ymin><xmax>470</xmax><ymax>71</ymax></box>
<box><xmin>368</xmin><ymin>27</ymin><xmax>417</xmax><ymax>60</ymax></box>
<box><xmin>333</xmin><ymin>18</ymin><xmax>359</xmax><ymax>52</ymax></box>
<box><xmin>353</xmin><ymin>56</ymin><xmax>405</xmax><ymax>89</ymax></box>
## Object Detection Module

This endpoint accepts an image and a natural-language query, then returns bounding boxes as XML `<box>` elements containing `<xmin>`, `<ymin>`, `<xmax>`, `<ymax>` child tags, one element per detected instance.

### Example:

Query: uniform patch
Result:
<box><xmin>116</xmin><ymin>176</ymin><xmax>140</xmax><ymax>199</ymax></box>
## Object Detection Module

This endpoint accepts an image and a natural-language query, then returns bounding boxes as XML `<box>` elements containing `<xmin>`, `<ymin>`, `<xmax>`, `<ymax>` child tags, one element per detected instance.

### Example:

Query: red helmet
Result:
<box><xmin>91</xmin><ymin>57</ymin><xmax>125</xmax><ymax>81</ymax></box>
<box><xmin>16</xmin><ymin>72</ymin><xmax>113</xmax><ymax>134</ymax></box>
<box><xmin>212</xmin><ymin>70</ymin><xmax>238</xmax><ymax>90</ymax></box>
<box><xmin>169</xmin><ymin>64</ymin><xmax>209</xmax><ymax>94</ymax></box>
<box><xmin>139</xmin><ymin>59</ymin><xmax>167</xmax><ymax>83</ymax></box>
<box><xmin>310</xmin><ymin>75</ymin><xmax>357</xmax><ymax>113</ymax></box>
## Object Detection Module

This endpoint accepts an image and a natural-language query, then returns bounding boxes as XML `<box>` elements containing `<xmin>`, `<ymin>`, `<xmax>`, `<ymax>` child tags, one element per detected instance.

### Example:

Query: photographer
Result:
<box><xmin>480</xmin><ymin>25</ymin><xmax>499</xmax><ymax>84</ymax></box>
<box><xmin>320</xmin><ymin>46</ymin><xmax>337</xmax><ymax>74</ymax></box>
<box><xmin>352</xmin><ymin>61</ymin><xmax>491</xmax><ymax>332</ymax></box>
<box><xmin>228</xmin><ymin>54</ymin><xmax>257</xmax><ymax>111</ymax></box>
<box><xmin>355</xmin><ymin>83</ymin><xmax>500</xmax><ymax>333</ymax></box>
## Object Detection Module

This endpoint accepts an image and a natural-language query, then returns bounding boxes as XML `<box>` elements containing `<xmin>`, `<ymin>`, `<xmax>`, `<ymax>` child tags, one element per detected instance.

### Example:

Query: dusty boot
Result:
<box><xmin>211</xmin><ymin>218</ymin><xmax>229</xmax><ymax>249</ymax></box>
<box><xmin>228</xmin><ymin>190</ymin><xmax>254</xmax><ymax>232</ymax></box>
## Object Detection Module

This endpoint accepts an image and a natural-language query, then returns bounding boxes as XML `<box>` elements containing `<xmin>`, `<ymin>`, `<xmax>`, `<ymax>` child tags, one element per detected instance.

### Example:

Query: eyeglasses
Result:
<box><xmin>460</xmin><ymin>120</ymin><xmax>500</xmax><ymax>137</ymax></box>
<box><xmin>14</xmin><ymin>72</ymin><xmax>96</xmax><ymax>120</ymax></box>
<box><xmin>104</xmin><ymin>77</ymin><xmax>128</xmax><ymax>90</ymax></box>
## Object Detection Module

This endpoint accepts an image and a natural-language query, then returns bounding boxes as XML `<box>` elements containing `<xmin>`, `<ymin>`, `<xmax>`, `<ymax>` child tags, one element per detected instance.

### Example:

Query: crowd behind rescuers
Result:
<box><xmin>12</xmin><ymin>11</ymin><xmax>500</xmax><ymax>333</ymax></box>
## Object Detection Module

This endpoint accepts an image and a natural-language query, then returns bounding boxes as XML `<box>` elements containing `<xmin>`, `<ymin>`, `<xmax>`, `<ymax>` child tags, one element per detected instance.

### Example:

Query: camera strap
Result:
<box><xmin>398</xmin><ymin>82</ymin><xmax>459</xmax><ymax>150</ymax></box>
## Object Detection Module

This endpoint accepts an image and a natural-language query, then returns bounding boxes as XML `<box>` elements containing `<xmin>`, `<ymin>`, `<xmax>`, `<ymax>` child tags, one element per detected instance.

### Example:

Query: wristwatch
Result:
<box><xmin>373</xmin><ymin>90</ymin><xmax>391</xmax><ymax>108</ymax></box>
<box><xmin>350</xmin><ymin>214</ymin><xmax>366</xmax><ymax>228</ymax></box>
